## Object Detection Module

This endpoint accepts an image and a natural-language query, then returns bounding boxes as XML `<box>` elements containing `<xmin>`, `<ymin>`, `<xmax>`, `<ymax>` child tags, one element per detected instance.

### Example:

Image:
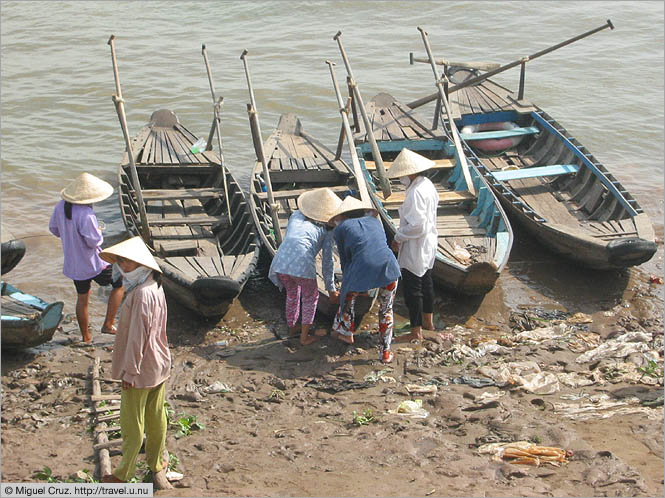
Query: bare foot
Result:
<box><xmin>335</xmin><ymin>332</ymin><xmax>354</xmax><ymax>344</ymax></box>
<box><xmin>101</xmin><ymin>475</ymin><xmax>125</xmax><ymax>483</ymax></box>
<box><xmin>300</xmin><ymin>334</ymin><xmax>319</xmax><ymax>346</ymax></box>
<box><xmin>394</xmin><ymin>332</ymin><xmax>423</xmax><ymax>343</ymax></box>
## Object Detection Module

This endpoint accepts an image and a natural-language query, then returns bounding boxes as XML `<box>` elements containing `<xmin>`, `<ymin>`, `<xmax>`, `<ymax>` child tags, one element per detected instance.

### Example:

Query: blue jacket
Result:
<box><xmin>333</xmin><ymin>215</ymin><xmax>400</xmax><ymax>307</ymax></box>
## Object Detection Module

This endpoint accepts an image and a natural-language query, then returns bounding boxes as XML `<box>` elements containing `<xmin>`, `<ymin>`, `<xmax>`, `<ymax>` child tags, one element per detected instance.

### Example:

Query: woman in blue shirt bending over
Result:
<box><xmin>329</xmin><ymin>196</ymin><xmax>401</xmax><ymax>363</ymax></box>
<box><xmin>268</xmin><ymin>188</ymin><xmax>342</xmax><ymax>345</ymax></box>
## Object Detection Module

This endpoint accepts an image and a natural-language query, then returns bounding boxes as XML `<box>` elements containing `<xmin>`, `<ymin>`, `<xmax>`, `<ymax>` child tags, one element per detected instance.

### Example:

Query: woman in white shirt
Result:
<box><xmin>387</xmin><ymin>149</ymin><xmax>439</xmax><ymax>343</ymax></box>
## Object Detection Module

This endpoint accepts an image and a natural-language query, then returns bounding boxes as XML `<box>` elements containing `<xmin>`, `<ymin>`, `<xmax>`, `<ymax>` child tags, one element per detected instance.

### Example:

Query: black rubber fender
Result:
<box><xmin>191</xmin><ymin>276</ymin><xmax>242</xmax><ymax>304</ymax></box>
<box><xmin>607</xmin><ymin>237</ymin><xmax>658</xmax><ymax>267</ymax></box>
<box><xmin>1</xmin><ymin>239</ymin><xmax>26</xmax><ymax>275</ymax></box>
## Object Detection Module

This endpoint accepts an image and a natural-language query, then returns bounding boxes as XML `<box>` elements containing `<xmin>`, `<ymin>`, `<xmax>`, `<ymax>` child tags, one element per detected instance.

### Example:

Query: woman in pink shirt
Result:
<box><xmin>98</xmin><ymin>236</ymin><xmax>172</xmax><ymax>489</ymax></box>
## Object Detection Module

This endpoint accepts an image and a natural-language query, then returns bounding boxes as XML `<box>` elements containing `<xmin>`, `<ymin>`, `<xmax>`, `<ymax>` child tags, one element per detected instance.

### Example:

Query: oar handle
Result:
<box><xmin>201</xmin><ymin>44</ymin><xmax>217</xmax><ymax>103</ymax></box>
<box><xmin>107</xmin><ymin>35</ymin><xmax>122</xmax><ymax>100</ymax></box>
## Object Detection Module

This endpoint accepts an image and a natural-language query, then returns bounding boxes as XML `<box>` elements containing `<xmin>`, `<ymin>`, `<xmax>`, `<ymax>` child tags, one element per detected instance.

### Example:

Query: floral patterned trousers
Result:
<box><xmin>333</xmin><ymin>280</ymin><xmax>398</xmax><ymax>354</ymax></box>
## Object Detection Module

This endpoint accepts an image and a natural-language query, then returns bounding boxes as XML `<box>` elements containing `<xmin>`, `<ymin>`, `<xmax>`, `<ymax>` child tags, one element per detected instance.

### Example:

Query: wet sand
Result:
<box><xmin>1</xmin><ymin>240</ymin><xmax>664</xmax><ymax>497</ymax></box>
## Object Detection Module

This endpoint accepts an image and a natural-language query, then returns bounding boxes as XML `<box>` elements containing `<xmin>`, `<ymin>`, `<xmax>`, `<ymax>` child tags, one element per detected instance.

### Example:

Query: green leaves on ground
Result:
<box><xmin>352</xmin><ymin>408</ymin><xmax>377</xmax><ymax>426</ymax></box>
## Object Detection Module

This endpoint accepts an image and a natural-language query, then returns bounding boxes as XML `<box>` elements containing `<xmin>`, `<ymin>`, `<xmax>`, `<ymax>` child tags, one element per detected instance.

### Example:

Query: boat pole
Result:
<box><xmin>201</xmin><ymin>44</ymin><xmax>233</xmax><ymax>226</ymax></box>
<box><xmin>333</xmin><ymin>32</ymin><xmax>391</xmax><ymax>199</ymax></box>
<box><xmin>407</xmin><ymin>19</ymin><xmax>615</xmax><ymax>109</ymax></box>
<box><xmin>107</xmin><ymin>35</ymin><xmax>150</xmax><ymax>241</ymax></box>
<box><xmin>417</xmin><ymin>27</ymin><xmax>476</xmax><ymax>196</ymax></box>
<box><xmin>240</xmin><ymin>50</ymin><xmax>282</xmax><ymax>245</ymax></box>
<box><xmin>326</xmin><ymin>60</ymin><xmax>371</xmax><ymax>205</ymax></box>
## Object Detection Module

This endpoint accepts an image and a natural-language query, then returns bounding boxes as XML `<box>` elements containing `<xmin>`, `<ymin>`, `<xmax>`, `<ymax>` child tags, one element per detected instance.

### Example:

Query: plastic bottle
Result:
<box><xmin>190</xmin><ymin>138</ymin><xmax>207</xmax><ymax>154</ymax></box>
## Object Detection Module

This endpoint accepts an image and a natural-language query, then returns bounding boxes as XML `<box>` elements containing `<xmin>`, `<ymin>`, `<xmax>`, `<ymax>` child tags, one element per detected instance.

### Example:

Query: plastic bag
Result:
<box><xmin>190</xmin><ymin>138</ymin><xmax>207</xmax><ymax>154</ymax></box>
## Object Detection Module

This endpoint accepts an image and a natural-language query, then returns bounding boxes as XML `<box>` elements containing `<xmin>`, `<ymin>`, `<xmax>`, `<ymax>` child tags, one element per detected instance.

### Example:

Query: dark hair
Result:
<box><xmin>64</xmin><ymin>201</ymin><xmax>73</xmax><ymax>220</ymax></box>
<box><xmin>152</xmin><ymin>270</ymin><xmax>162</xmax><ymax>288</ymax></box>
<box><xmin>343</xmin><ymin>209</ymin><xmax>367</xmax><ymax>219</ymax></box>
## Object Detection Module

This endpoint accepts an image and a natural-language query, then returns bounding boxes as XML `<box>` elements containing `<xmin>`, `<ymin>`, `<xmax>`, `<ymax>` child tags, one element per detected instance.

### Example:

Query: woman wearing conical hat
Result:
<box><xmin>48</xmin><ymin>173</ymin><xmax>124</xmax><ymax>343</ymax></box>
<box><xmin>328</xmin><ymin>196</ymin><xmax>401</xmax><ymax>363</ymax></box>
<box><xmin>386</xmin><ymin>149</ymin><xmax>439</xmax><ymax>343</ymax></box>
<box><xmin>268</xmin><ymin>188</ymin><xmax>342</xmax><ymax>345</ymax></box>
<box><xmin>98</xmin><ymin>236</ymin><xmax>172</xmax><ymax>489</ymax></box>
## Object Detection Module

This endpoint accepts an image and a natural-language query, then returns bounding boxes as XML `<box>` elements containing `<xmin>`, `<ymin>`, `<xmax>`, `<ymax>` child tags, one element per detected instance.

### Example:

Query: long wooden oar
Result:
<box><xmin>407</xmin><ymin>19</ymin><xmax>614</xmax><ymax>110</ymax></box>
<box><xmin>240</xmin><ymin>50</ymin><xmax>282</xmax><ymax>245</ymax></box>
<box><xmin>201</xmin><ymin>44</ymin><xmax>233</xmax><ymax>226</ymax></box>
<box><xmin>333</xmin><ymin>31</ymin><xmax>391</xmax><ymax>199</ymax></box>
<box><xmin>107</xmin><ymin>35</ymin><xmax>150</xmax><ymax>242</ymax></box>
<box><xmin>325</xmin><ymin>60</ymin><xmax>371</xmax><ymax>205</ymax></box>
<box><xmin>417</xmin><ymin>27</ymin><xmax>475</xmax><ymax>196</ymax></box>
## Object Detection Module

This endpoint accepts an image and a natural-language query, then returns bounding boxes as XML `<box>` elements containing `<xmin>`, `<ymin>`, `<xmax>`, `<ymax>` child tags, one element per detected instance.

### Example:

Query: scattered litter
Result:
<box><xmin>513</xmin><ymin>324</ymin><xmax>569</xmax><ymax>344</ymax></box>
<box><xmin>575</xmin><ymin>331</ymin><xmax>652</xmax><ymax>363</ymax></box>
<box><xmin>404</xmin><ymin>384</ymin><xmax>438</xmax><ymax>394</ymax></box>
<box><xmin>305</xmin><ymin>379</ymin><xmax>373</xmax><ymax>393</ymax></box>
<box><xmin>363</xmin><ymin>369</ymin><xmax>392</xmax><ymax>383</ymax></box>
<box><xmin>649</xmin><ymin>275</ymin><xmax>664</xmax><ymax>284</ymax></box>
<box><xmin>567</xmin><ymin>312</ymin><xmax>593</xmax><ymax>324</ymax></box>
<box><xmin>166</xmin><ymin>470</ymin><xmax>184</xmax><ymax>482</ymax></box>
<box><xmin>214</xmin><ymin>340</ymin><xmax>229</xmax><ymax>347</ymax></box>
<box><xmin>556</xmin><ymin>371</ymin><xmax>602</xmax><ymax>388</ymax></box>
<box><xmin>477</xmin><ymin>441</ymin><xmax>570</xmax><ymax>467</ymax></box>
<box><xmin>216</xmin><ymin>349</ymin><xmax>236</xmax><ymax>358</ymax></box>
<box><xmin>567</xmin><ymin>331</ymin><xmax>601</xmax><ymax>353</ymax></box>
<box><xmin>456</xmin><ymin>343</ymin><xmax>511</xmax><ymax>359</ymax></box>
<box><xmin>389</xmin><ymin>399</ymin><xmax>429</xmax><ymax>419</ymax></box>
<box><xmin>451</xmin><ymin>376</ymin><xmax>496</xmax><ymax>388</ymax></box>
<box><xmin>204</xmin><ymin>381</ymin><xmax>232</xmax><ymax>394</ymax></box>
<box><xmin>476</xmin><ymin>362</ymin><xmax>560</xmax><ymax>394</ymax></box>
<box><xmin>552</xmin><ymin>393</ymin><xmax>663</xmax><ymax>421</ymax></box>
<box><xmin>642</xmin><ymin>396</ymin><xmax>664</xmax><ymax>407</ymax></box>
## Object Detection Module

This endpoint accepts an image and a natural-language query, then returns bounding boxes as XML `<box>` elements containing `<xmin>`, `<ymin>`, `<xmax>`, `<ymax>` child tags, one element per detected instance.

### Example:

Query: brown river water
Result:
<box><xmin>1</xmin><ymin>0</ymin><xmax>663</xmax><ymax>326</ymax></box>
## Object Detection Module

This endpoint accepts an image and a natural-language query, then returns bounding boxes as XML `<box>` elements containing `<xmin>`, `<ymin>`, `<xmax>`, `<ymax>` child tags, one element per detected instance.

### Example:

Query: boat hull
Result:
<box><xmin>1</xmin><ymin>239</ymin><xmax>26</xmax><ymax>275</ymax></box>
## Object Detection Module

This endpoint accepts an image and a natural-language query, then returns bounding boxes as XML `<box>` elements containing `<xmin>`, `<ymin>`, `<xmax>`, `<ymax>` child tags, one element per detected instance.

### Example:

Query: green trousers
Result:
<box><xmin>113</xmin><ymin>382</ymin><xmax>167</xmax><ymax>482</ymax></box>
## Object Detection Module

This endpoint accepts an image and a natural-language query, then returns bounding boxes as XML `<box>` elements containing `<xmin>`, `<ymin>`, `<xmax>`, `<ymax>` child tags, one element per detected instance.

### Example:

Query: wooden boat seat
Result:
<box><xmin>460</xmin><ymin>126</ymin><xmax>539</xmax><ymax>141</ymax></box>
<box><xmin>363</xmin><ymin>158</ymin><xmax>455</xmax><ymax>171</ymax></box>
<box><xmin>139</xmin><ymin>188</ymin><xmax>225</xmax><ymax>201</ymax></box>
<box><xmin>256</xmin><ymin>185</ymin><xmax>350</xmax><ymax>200</ymax></box>
<box><xmin>146</xmin><ymin>214</ymin><xmax>229</xmax><ymax>229</ymax></box>
<box><xmin>492</xmin><ymin>164</ymin><xmax>579</xmax><ymax>182</ymax></box>
<box><xmin>132</xmin><ymin>165</ymin><xmax>218</xmax><ymax>174</ymax></box>
<box><xmin>154</xmin><ymin>239</ymin><xmax>200</xmax><ymax>256</ymax></box>
<box><xmin>377</xmin><ymin>190</ymin><xmax>474</xmax><ymax>206</ymax></box>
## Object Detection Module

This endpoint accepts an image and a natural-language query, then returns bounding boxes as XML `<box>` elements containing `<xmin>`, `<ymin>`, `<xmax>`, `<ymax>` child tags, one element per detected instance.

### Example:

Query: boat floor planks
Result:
<box><xmin>248</xmin><ymin>113</ymin><xmax>376</xmax><ymax>322</ymax></box>
<box><xmin>117</xmin><ymin>109</ymin><xmax>259</xmax><ymax>317</ymax></box>
<box><xmin>357</xmin><ymin>92</ymin><xmax>513</xmax><ymax>295</ymax></box>
<box><xmin>446</xmin><ymin>65</ymin><xmax>655</xmax><ymax>268</ymax></box>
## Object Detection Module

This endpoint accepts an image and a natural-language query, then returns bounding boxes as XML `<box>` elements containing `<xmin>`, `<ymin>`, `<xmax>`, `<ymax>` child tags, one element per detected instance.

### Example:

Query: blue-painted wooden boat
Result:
<box><xmin>440</xmin><ymin>67</ymin><xmax>656</xmax><ymax>269</ymax></box>
<box><xmin>353</xmin><ymin>93</ymin><xmax>513</xmax><ymax>295</ymax></box>
<box><xmin>1</xmin><ymin>281</ymin><xmax>64</xmax><ymax>348</ymax></box>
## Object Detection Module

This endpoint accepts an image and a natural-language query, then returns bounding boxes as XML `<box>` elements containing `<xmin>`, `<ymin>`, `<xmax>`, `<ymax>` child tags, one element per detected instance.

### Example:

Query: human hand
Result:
<box><xmin>122</xmin><ymin>380</ymin><xmax>133</xmax><ymax>390</ymax></box>
<box><xmin>329</xmin><ymin>291</ymin><xmax>339</xmax><ymax>305</ymax></box>
<box><xmin>391</xmin><ymin>240</ymin><xmax>400</xmax><ymax>252</ymax></box>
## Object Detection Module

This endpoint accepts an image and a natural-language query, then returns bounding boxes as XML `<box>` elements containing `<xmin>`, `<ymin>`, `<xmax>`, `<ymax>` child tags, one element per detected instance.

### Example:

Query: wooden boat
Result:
<box><xmin>353</xmin><ymin>92</ymin><xmax>513</xmax><ymax>295</ymax></box>
<box><xmin>117</xmin><ymin>109</ymin><xmax>260</xmax><ymax>317</ymax></box>
<box><xmin>248</xmin><ymin>113</ymin><xmax>376</xmax><ymax>320</ymax></box>
<box><xmin>1</xmin><ymin>281</ymin><xmax>64</xmax><ymax>348</ymax></box>
<box><xmin>1</xmin><ymin>238</ymin><xmax>26</xmax><ymax>275</ymax></box>
<box><xmin>439</xmin><ymin>66</ymin><xmax>656</xmax><ymax>269</ymax></box>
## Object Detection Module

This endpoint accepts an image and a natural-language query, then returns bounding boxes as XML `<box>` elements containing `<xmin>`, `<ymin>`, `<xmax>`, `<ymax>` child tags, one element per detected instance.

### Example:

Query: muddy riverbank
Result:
<box><xmin>1</xmin><ymin>245</ymin><xmax>663</xmax><ymax>497</ymax></box>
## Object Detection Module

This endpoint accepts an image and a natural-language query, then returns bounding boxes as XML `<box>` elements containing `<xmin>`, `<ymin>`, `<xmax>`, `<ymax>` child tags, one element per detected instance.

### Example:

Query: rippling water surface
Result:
<box><xmin>1</xmin><ymin>1</ymin><xmax>663</xmax><ymax>314</ymax></box>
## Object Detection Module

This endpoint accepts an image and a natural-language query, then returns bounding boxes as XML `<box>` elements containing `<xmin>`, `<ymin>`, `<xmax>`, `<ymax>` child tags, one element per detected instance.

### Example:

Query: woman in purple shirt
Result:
<box><xmin>49</xmin><ymin>173</ymin><xmax>123</xmax><ymax>343</ymax></box>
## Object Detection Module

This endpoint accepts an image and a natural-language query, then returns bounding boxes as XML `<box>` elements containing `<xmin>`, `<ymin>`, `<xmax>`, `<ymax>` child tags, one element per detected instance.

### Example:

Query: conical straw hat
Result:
<box><xmin>297</xmin><ymin>188</ymin><xmax>343</xmax><ymax>223</ymax></box>
<box><xmin>61</xmin><ymin>173</ymin><xmax>114</xmax><ymax>204</ymax></box>
<box><xmin>99</xmin><ymin>236</ymin><xmax>161</xmax><ymax>273</ymax></box>
<box><xmin>386</xmin><ymin>148</ymin><xmax>436</xmax><ymax>178</ymax></box>
<box><xmin>328</xmin><ymin>195</ymin><xmax>376</xmax><ymax>222</ymax></box>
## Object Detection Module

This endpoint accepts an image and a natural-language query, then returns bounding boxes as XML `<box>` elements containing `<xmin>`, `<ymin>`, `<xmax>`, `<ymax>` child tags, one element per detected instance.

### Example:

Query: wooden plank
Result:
<box><xmin>363</xmin><ymin>158</ymin><xmax>455</xmax><ymax>171</ymax></box>
<box><xmin>460</xmin><ymin>126</ymin><xmax>539</xmax><ymax>141</ymax></box>
<box><xmin>133</xmin><ymin>165</ymin><xmax>217</xmax><ymax>174</ymax></box>
<box><xmin>147</xmin><ymin>214</ymin><xmax>229</xmax><ymax>227</ymax></box>
<box><xmin>269</xmin><ymin>169</ymin><xmax>346</xmax><ymax>184</ymax></box>
<box><xmin>376</xmin><ymin>190</ymin><xmax>474</xmax><ymax>206</ymax></box>
<box><xmin>192</xmin><ymin>256</ymin><xmax>221</xmax><ymax>278</ymax></box>
<box><xmin>140</xmin><ymin>188</ymin><xmax>225</xmax><ymax>201</ymax></box>
<box><xmin>256</xmin><ymin>185</ymin><xmax>350</xmax><ymax>200</ymax></box>
<box><xmin>155</xmin><ymin>240</ymin><xmax>199</xmax><ymax>256</ymax></box>
<box><xmin>492</xmin><ymin>164</ymin><xmax>579</xmax><ymax>181</ymax></box>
